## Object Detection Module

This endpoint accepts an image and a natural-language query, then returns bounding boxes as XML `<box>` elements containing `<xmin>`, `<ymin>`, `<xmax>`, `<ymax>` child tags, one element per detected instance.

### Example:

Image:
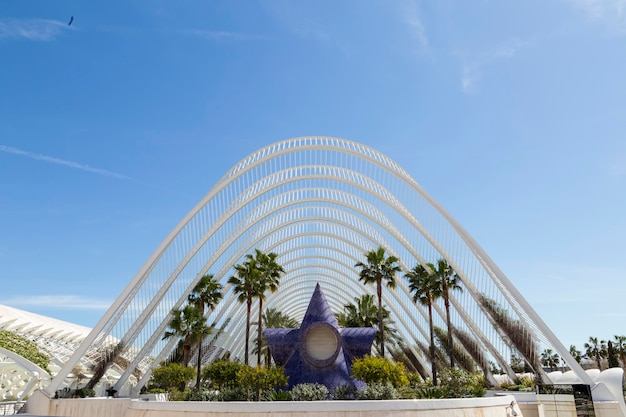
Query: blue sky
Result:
<box><xmin>1</xmin><ymin>0</ymin><xmax>625</xmax><ymax>351</ymax></box>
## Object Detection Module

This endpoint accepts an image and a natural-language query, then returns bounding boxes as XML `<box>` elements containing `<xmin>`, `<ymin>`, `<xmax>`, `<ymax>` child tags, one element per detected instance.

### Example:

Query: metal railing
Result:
<box><xmin>0</xmin><ymin>401</ymin><xmax>26</xmax><ymax>416</ymax></box>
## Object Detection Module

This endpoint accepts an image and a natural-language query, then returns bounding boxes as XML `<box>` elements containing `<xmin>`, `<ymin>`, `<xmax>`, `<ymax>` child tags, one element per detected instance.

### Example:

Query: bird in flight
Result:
<box><xmin>68</xmin><ymin>16</ymin><xmax>74</xmax><ymax>26</ymax></box>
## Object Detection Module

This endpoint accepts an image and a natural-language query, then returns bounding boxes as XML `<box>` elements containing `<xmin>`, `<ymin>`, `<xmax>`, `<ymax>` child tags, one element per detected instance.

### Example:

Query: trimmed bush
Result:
<box><xmin>150</xmin><ymin>362</ymin><xmax>196</xmax><ymax>392</ymax></box>
<box><xmin>202</xmin><ymin>358</ymin><xmax>246</xmax><ymax>390</ymax></box>
<box><xmin>236</xmin><ymin>366</ymin><xmax>288</xmax><ymax>401</ymax></box>
<box><xmin>264</xmin><ymin>389</ymin><xmax>292</xmax><ymax>401</ymax></box>
<box><xmin>217</xmin><ymin>386</ymin><xmax>247</xmax><ymax>401</ymax></box>
<box><xmin>357</xmin><ymin>382</ymin><xmax>399</xmax><ymax>400</ymax></box>
<box><xmin>290</xmin><ymin>383</ymin><xmax>329</xmax><ymax>401</ymax></box>
<box><xmin>332</xmin><ymin>384</ymin><xmax>357</xmax><ymax>400</ymax></box>
<box><xmin>351</xmin><ymin>356</ymin><xmax>408</xmax><ymax>388</ymax></box>
<box><xmin>439</xmin><ymin>368</ymin><xmax>486</xmax><ymax>398</ymax></box>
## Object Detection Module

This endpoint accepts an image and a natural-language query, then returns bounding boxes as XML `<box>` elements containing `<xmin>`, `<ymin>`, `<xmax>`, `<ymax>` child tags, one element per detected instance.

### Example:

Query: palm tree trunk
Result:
<box><xmin>245</xmin><ymin>297</ymin><xmax>251</xmax><ymax>366</ymax></box>
<box><xmin>428</xmin><ymin>302</ymin><xmax>437</xmax><ymax>385</ymax></box>
<box><xmin>444</xmin><ymin>295</ymin><xmax>454</xmax><ymax>368</ymax></box>
<box><xmin>183</xmin><ymin>336</ymin><xmax>192</xmax><ymax>367</ymax></box>
<box><xmin>196</xmin><ymin>338</ymin><xmax>203</xmax><ymax>389</ymax></box>
<box><xmin>196</xmin><ymin>304</ymin><xmax>205</xmax><ymax>389</ymax></box>
<box><xmin>257</xmin><ymin>297</ymin><xmax>263</xmax><ymax>366</ymax></box>
<box><xmin>377</xmin><ymin>279</ymin><xmax>385</xmax><ymax>357</ymax></box>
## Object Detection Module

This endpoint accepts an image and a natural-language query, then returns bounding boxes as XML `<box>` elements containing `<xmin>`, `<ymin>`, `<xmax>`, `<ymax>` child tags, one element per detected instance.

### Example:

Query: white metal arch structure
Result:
<box><xmin>45</xmin><ymin>136</ymin><xmax>592</xmax><ymax>397</ymax></box>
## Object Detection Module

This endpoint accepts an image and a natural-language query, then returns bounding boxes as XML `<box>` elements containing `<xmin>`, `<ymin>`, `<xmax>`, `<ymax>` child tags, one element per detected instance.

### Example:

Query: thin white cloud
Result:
<box><xmin>262</xmin><ymin>1</ymin><xmax>329</xmax><ymax>41</ymax></box>
<box><xmin>457</xmin><ymin>38</ymin><xmax>530</xmax><ymax>94</ymax></box>
<box><xmin>567</xmin><ymin>0</ymin><xmax>626</xmax><ymax>33</ymax></box>
<box><xmin>1</xmin><ymin>295</ymin><xmax>112</xmax><ymax>310</ymax></box>
<box><xmin>0</xmin><ymin>18</ymin><xmax>71</xmax><ymax>41</ymax></box>
<box><xmin>0</xmin><ymin>144</ymin><xmax>132</xmax><ymax>180</ymax></box>
<box><xmin>403</xmin><ymin>1</ymin><xmax>429</xmax><ymax>51</ymax></box>
<box><xmin>186</xmin><ymin>30</ymin><xmax>271</xmax><ymax>42</ymax></box>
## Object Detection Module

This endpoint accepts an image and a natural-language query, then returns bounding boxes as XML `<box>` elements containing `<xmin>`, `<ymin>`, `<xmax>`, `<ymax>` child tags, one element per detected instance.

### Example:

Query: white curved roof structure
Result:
<box><xmin>0</xmin><ymin>304</ymin><xmax>125</xmax><ymax>399</ymax></box>
<box><xmin>43</xmin><ymin>137</ymin><xmax>592</xmax><ymax>397</ymax></box>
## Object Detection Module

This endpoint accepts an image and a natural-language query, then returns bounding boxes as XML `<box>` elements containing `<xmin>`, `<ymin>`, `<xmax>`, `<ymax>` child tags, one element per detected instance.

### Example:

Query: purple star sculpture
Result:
<box><xmin>264</xmin><ymin>283</ymin><xmax>376</xmax><ymax>391</ymax></box>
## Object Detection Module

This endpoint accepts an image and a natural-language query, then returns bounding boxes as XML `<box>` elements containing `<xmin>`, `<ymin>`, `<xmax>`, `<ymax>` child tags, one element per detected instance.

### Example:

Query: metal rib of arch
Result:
<box><xmin>45</xmin><ymin>136</ymin><xmax>591</xmax><ymax>396</ymax></box>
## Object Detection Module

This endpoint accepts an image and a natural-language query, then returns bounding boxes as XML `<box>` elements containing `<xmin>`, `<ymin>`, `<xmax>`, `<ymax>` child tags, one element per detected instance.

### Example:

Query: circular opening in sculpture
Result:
<box><xmin>300</xmin><ymin>323</ymin><xmax>341</xmax><ymax>368</ymax></box>
<box><xmin>305</xmin><ymin>326</ymin><xmax>338</xmax><ymax>361</ymax></box>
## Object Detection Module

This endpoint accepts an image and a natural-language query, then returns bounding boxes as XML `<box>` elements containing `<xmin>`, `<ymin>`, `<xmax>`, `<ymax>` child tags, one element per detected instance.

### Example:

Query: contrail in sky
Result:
<box><xmin>0</xmin><ymin>144</ymin><xmax>132</xmax><ymax>180</ymax></box>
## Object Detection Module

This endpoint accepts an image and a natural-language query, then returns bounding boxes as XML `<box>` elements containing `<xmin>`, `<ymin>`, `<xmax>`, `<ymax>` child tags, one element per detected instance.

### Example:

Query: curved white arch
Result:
<box><xmin>46</xmin><ymin>136</ymin><xmax>592</xmax><ymax>396</ymax></box>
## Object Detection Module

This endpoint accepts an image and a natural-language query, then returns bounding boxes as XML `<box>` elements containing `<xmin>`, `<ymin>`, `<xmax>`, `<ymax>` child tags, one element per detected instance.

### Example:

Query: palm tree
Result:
<box><xmin>540</xmin><ymin>348</ymin><xmax>560</xmax><ymax>371</ymax></box>
<box><xmin>228</xmin><ymin>261</ymin><xmax>259</xmax><ymax>365</ymax></box>
<box><xmin>569</xmin><ymin>345</ymin><xmax>582</xmax><ymax>363</ymax></box>
<box><xmin>614</xmin><ymin>335</ymin><xmax>626</xmax><ymax>368</ymax></box>
<box><xmin>433</xmin><ymin>259</ymin><xmax>462</xmax><ymax>367</ymax></box>
<box><xmin>248</xmin><ymin>249</ymin><xmax>284</xmax><ymax>366</ymax></box>
<box><xmin>253</xmin><ymin>308</ymin><xmax>297</xmax><ymax>366</ymax></box>
<box><xmin>405</xmin><ymin>263</ymin><xmax>441</xmax><ymax>385</ymax></box>
<box><xmin>336</xmin><ymin>293</ymin><xmax>401</xmax><ymax>354</ymax></box>
<box><xmin>163</xmin><ymin>305</ymin><xmax>209</xmax><ymax>367</ymax></box>
<box><xmin>584</xmin><ymin>337</ymin><xmax>607</xmax><ymax>370</ymax></box>
<box><xmin>188</xmin><ymin>274</ymin><xmax>223</xmax><ymax>389</ymax></box>
<box><xmin>355</xmin><ymin>246</ymin><xmax>401</xmax><ymax>357</ymax></box>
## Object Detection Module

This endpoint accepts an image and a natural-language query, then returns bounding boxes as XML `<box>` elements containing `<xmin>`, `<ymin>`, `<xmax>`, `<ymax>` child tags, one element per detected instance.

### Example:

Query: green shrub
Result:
<box><xmin>217</xmin><ymin>386</ymin><xmax>247</xmax><ymax>401</ymax></box>
<box><xmin>184</xmin><ymin>389</ymin><xmax>219</xmax><ymax>401</ymax></box>
<box><xmin>397</xmin><ymin>385</ymin><xmax>420</xmax><ymax>399</ymax></box>
<box><xmin>236</xmin><ymin>366</ymin><xmax>288</xmax><ymax>401</ymax></box>
<box><xmin>414</xmin><ymin>386</ymin><xmax>446</xmax><ymax>399</ymax></box>
<box><xmin>357</xmin><ymin>382</ymin><xmax>399</xmax><ymax>400</ymax></box>
<box><xmin>202</xmin><ymin>358</ymin><xmax>246</xmax><ymax>389</ymax></box>
<box><xmin>351</xmin><ymin>356</ymin><xmax>409</xmax><ymax>388</ymax></box>
<box><xmin>332</xmin><ymin>384</ymin><xmax>357</xmax><ymax>400</ymax></box>
<box><xmin>0</xmin><ymin>330</ymin><xmax>50</xmax><ymax>373</ymax></box>
<box><xmin>407</xmin><ymin>372</ymin><xmax>422</xmax><ymax>387</ymax></box>
<box><xmin>74</xmin><ymin>388</ymin><xmax>95</xmax><ymax>398</ymax></box>
<box><xmin>145</xmin><ymin>387</ymin><xmax>166</xmax><ymax>394</ymax></box>
<box><xmin>264</xmin><ymin>389</ymin><xmax>292</xmax><ymax>401</ymax></box>
<box><xmin>290</xmin><ymin>383</ymin><xmax>329</xmax><ymax>401</ymax></box>
<box><xmin>150</xmin><ymin>362</ymin><xmax>196</xmax><ymax>392</ymax></box>
<box><xmin>439</xmin><ymin>368</ymin><xmax>486</xmax><ymax>398</ymax></box>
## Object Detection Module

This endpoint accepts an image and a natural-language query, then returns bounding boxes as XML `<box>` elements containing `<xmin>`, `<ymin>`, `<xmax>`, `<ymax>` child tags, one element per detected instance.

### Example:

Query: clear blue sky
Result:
<box><xmin>1</xmin><ymin>1</ymin><xmax>624</xmax><ymax>352</ymax></box>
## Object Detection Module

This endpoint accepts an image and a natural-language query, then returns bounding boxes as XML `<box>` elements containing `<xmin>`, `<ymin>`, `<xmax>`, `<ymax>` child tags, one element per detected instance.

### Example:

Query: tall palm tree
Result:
<box><xmin>540</xmin><ymin>348</ymin><xmax>560</xmax><ymax>371</ymax></box>
<box><xmin>336</xmin><ymin>293</ymin><xmax>401</xmax><ymax>354</ymax></box>
<box><xmin>163</xmin><ymin>305</ymin><xmax>209</xmax><ymax>367</ymax></box>
<box><xmin>569</xmin><ymin>345</ymin><xmax>582</xmax><ymax>363</ymax></box>
<box><xmin>355</xmin><ymin>246</ymin><xmax>401</xmax><ymax>357</ymax></box>
<box><xmin>248</xmin><ymin>249</ymin><xmax>284</xmax><ymax>366</ymax></box>
<box><xmin>405</xmin><ymin>263</ymin><xmax>441</xmax><ymax>385</ymax></box>
<box><xmin>614</xmin><ymin>335</ymin><xmax>626</xmax><ymax>368</ymax></box>
<box><xmin>253</xmin><ymin>308</ymin><xmax>297</xmax><ymax>366</ymax></box>
<box><xmin>584</xmin><ymin>337</ymin><xmax>607</xmax><ymax>370</ymax></box>
<box><xmin>188</xmin><ymin>274</ymin><xmax>223</xmax><ymax>389</ymax></box>
<box><xmin>434</xmin><ymin>259</ymin><xmax>462</xmax><ymax>367</ymax></box>
<box><xmin>228</xmin><ymin>261</ymin><xmax>259</xmax><ymax>365</ymax></box>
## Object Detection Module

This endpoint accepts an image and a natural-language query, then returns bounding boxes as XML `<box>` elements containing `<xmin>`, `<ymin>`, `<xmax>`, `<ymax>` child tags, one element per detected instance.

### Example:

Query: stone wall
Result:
<box><xmin>28</xmin><ymin>393</ymin><xmax>522</xmax><ymax>417</ymax></box>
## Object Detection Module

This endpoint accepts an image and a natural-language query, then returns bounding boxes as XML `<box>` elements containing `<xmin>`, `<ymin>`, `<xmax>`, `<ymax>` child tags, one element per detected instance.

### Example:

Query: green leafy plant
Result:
<box><xmin>0</xmin><ymin>330</ymin><xmax>50</xmax><ymax>373</ymax></box>
<box><xmin>202</xmin><ymin>358</ymin><xmax>246</xmax><ymax>389</ymax></box>
<box><xmin>332</xmin><ymin>384</ymin><xmax>357</xmax><ymax>400</ymax></box>
<box><xmin>414</xmin><ymin>386</ymin><xmax>446</xmax><ymax>399</ymax></box>
<box><xmin>357</xmin><ymin>382</ymin><xmax>399</xmax><ymax>400</ymax></box>
<box><xmin>264</xmin><ymin>389</ymin><xmax>292</xmax><ymax>401</ymax></box>
<box><xmin>439</xmin><ymin>368</ymin><xmax>486</xmax><ymax>398</ymax></box>
<box><xmin>217</xmin><ymin>386</ymin><xmax>247</xmax><ymax>401</ymax></box>
<box><xmin>74</xmin><ymin>387</ymin><xmax>96</xmax><ymax>398</ymax></box>
<box><xmin>184</xmin><ymin>389</ymin><xmax>219</xmax><ymax>401</ymax></box>
<box><xmin>236</xmin><ymin>365</ymin><xmax>288</xmax><ymax>401</ymax></box>
<box><xmin>351</xmin><ymin>356</ymin><xmax>409</xmax><ymax>388</ymax></box>
<box><xmin>290</xmin><ymin>383</ymin><xmax>329</xmax><ymax>401</ymax></box>
<box><xmin>149</xmin><ymin>362</ymin><xmax>196</xmax><ymax>392</ymax></box>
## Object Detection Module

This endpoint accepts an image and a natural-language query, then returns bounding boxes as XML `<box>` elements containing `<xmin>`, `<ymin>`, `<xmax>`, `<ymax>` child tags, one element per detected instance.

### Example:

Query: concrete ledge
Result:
<box><xmin>30</xmin><ymin>394</ymin><xmax>522</xmax><ymax>417</ymax></box>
